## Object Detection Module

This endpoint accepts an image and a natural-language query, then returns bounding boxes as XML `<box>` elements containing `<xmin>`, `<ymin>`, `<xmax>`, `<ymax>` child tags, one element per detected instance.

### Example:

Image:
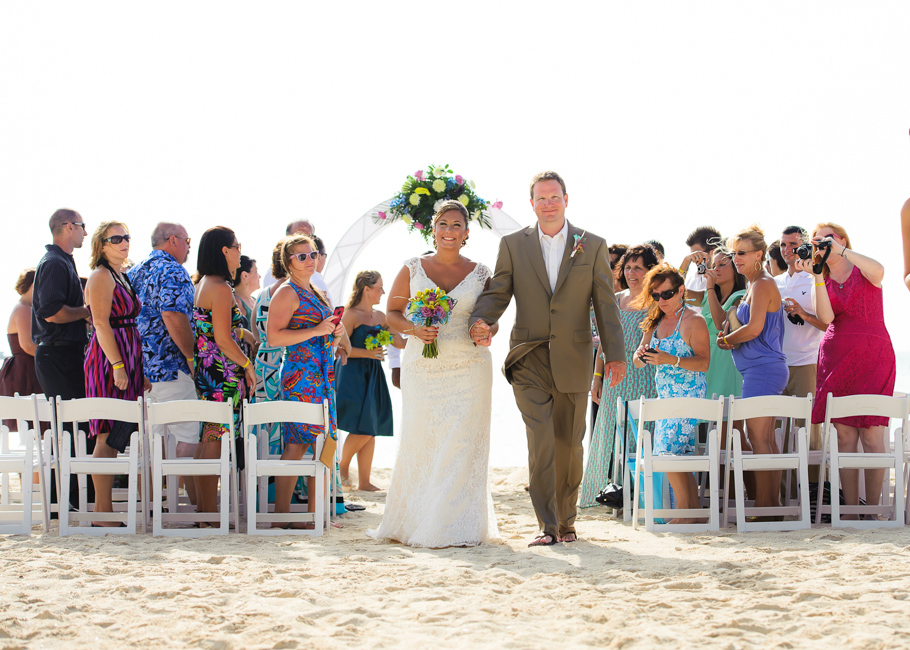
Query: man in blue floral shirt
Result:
<box><xmin>129</xmin><ymin>222</ymin><xmax>199</xmax><ymax>499</ymax></box>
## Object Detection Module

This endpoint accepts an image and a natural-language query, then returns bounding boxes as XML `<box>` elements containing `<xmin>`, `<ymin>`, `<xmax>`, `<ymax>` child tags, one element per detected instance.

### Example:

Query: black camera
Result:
<box><xmin>796</xmin><ymin>244</ymin><xmax>813</xmax><ymax>260</ymax></box>
<box><xmin>787</xmin><ymin>312</ymin><xmax>805</xmax><ymax>326</ymax></box>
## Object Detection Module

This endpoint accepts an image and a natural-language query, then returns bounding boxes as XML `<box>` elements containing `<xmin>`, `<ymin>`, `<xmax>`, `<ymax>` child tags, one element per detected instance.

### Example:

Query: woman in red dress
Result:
<box><xmin>800</xmin><ymin>222</ymin><xmax>895</xmax><ymax>517</ymax></box>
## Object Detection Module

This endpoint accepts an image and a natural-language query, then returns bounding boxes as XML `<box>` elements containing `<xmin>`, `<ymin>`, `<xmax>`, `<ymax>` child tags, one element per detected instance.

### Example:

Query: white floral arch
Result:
<box><xmin>323</xmin><ymin>200</ymin><xmax>523</xmax><ymax>306</ymax></box>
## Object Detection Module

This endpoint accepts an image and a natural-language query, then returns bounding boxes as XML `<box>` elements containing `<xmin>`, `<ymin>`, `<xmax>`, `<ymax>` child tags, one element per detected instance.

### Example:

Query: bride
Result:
<box><xmin>368</xmin><ymin>201</ymin><xmax>500</xmax><ymax>547</ymax></box>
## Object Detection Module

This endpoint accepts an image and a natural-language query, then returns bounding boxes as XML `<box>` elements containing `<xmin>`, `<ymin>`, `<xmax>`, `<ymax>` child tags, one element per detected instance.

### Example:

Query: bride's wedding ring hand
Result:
<box><xmin>415</xmin><ymin>325</ymin><xmax>438</xmax><ymax>344</ymax></box>
<box><xmin>470</xmin><ymin>321</ymin><xmax>492</xmax><ymax>347</ymax></box>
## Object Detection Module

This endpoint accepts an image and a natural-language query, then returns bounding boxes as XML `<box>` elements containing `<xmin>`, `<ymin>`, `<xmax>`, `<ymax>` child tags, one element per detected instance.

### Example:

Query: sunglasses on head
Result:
<box><xmin>102</xmin><ymin>234</ymin><xmax>131</xmax><ymax>244</ymax></box>
<box><xmin>292</xmin><ymin>251</ymin><xmax>320</xmax><ymax>262</ymax></box>
<box><xmin>651</xmin><ymin>289</ymin><xmax>679</xmax><ymax>301</ymax></box>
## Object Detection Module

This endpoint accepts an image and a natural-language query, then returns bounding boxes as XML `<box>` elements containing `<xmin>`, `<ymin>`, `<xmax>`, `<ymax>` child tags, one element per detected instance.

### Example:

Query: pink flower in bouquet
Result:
<box><xmin>420</xmin><ymin>306</ymin><xmax>432</xmax><ymax>318</ymax></box>
<box><xmin>455</xmin><ymin>175</ymin><xmax>464</xmax><ymax>185</ymax></box>
<box><xmin>378</xmin><ymin>211</ymin><xmax>387</xmax><ymax>220</ymax></box>
<box><xmin>415</xmin><ymin>170</ymin><xmax>426</xmax><ymax>181</ymax></box>
<box><xmin>414</xmin><ymin>222</ymin><xmax>423</xmax><ymax>230</ymax></box>
<box><xmin>434</xmin><ymin>306</ymin><xmax>445</xmax><ymax>319</ymax></box>
<box><xmin>492</xmin><ymin>200</ymin><xmax>503</xmax><ymax>209</ymax></box>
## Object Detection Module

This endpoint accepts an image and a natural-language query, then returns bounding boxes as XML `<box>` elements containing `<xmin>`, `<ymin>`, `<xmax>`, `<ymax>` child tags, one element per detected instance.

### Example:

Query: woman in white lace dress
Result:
<box><xmin>369</xmin><ymin>200</ymin><xmax>500</xmax><ymax>547</ymax></box>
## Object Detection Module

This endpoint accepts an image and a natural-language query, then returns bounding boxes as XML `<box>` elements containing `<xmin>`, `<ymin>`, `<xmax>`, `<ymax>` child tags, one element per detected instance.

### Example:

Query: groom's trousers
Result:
<box><xmin>510</xmin><ymin>345</ymin><xmax>587</xmax><ymax>538</ymax></box>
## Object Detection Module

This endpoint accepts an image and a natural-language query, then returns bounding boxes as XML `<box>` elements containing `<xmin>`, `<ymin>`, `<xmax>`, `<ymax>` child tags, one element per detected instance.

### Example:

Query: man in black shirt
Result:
<box><xmin>32</xmin><ymin>208</ymin><xmax>90</xmax><ymax>508</ymax></box>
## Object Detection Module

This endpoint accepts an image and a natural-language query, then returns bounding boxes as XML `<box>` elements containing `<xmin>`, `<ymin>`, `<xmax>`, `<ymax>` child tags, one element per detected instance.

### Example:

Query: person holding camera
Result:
<box><xmin>798</xmin><ymin>222</ymin><xmax>895</xmax><ymax>516</ymax></box>
<box><xmin>632</xmin><ymin>264</ymin><xmax>710</xmax><ymax>524</ymax></box>
<box><xmin>679</xmin><ymin>226</ymin><xmax>723</xmax><ymax>300</ymax></box>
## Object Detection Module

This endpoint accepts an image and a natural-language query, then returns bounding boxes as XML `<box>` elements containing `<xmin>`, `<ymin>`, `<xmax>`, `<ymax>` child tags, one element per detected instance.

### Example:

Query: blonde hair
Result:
<box><xmin>280</xmin><ymin>235</ymin><xmax>329</xmax><ymax>306</ymax></box>
<box><xmin>88</xmin><ymin>221</ymin><xmax>129</xmax><ymax>270</ymax></box>
<box><xmin>812</xmin><ymin>222</ymin><xmax>852</xmax><ymax>277</ymax></box>
<box><xmin>723</xmin><ymin>224</ymin><xmax>767</xmax><ymax>262</ymax></box>
<box><xmin>347</xmin><ymin>270</ymin><xmax>381</xmax><ymax>309</ymax></box>
<box><xmin>632</xmin><ymin>263</ymin><xmax>686</xmax><ymax>332</ymax></box>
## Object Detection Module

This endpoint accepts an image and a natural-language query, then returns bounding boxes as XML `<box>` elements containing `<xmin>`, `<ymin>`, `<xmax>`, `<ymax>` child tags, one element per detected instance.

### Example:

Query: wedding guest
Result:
<box><xmin>608</xmin><ymin>243</ymin><xmax>628</xmax><ymax>293</ymax></box>
<box><xmin>632</xmin><ymin>264</ymin><xmax>710</xmax><ymax>523</ymax></box>
<box><xmin>266</xmin><ymin>235</ymin><xmax>343</xmax><ymax>528</ymax></box>
<box><xmin>233</xmin><ymin>255</ymin><xmax>261</xmax><ymax>348</ymax></box>
<box><xmin>261</xmin><ymin>220</ymin><xmax>316</xmax><ymax>288</ymax></box>
<box><xmin>129</xmin><ymin>222</ymin><xmax>198</xmax><ymax>503</ymax></box>
<box><xmin>802</xmin><ymin>222</ymin><xmax>895</xmax><ymax>516</ymax></box>
<box><xmin>717</xmin><ymin>225</ymin><xmax>787</xmax><ymax>514</ymax></box>
<box><xmin>902</xmin><ymin>198</ymin><xmax>910</xmax><ymax>291</ymax></box>
<box><xmin>193</xmin><ymin>227</ymin><xmax>256</xmax><ymax>525</ymax></box>
<box><xmin>32</xmin><ymin>209</ymin><xmax>91</xmax><ymax>509</ymax></box>
<box><xmin>580</xmin><ymin>244</ymin><xmax>659</xmax><ymax>507</ymax></box>
<box><xmin>679</xmin><ymin>225</ymin><xmax>722</xmax><ymax>297</ymax></box>
<box><xmin>766</xmin><ymin>240</ymin><xmax>787</xmax><ymax>277</ymax></box>
<box><xmin>337</xmin><ymin>271</ymin><xmax>400</xmax><ymax>491</ymax></box>
<box><xmin>777</xmin><ymin>226</ymin><xmax>826</xmax><ymax>478</ymax></box>
<box><xmin>644</xmin><ymin>239</ymin><xmax>665</xmax><ymax>262</ymax></box>
<box><xmin>0</xmin><ymin>269</ymin><xmax>41</xmax><ymax>429</ymax></box>
<box><xmin>702</xmin><ymin>249</ymin><xmax>746</xmax><ymax>401</ymax></box>
<box><xmin>254</xmin><ymin>241</ymin><xmax>289</xmax><ymax>456</ymax></box>
<box><xmin>83</xmin><ymin>221</ymin><xmax>145</xmax><ymax>526</ymax></box>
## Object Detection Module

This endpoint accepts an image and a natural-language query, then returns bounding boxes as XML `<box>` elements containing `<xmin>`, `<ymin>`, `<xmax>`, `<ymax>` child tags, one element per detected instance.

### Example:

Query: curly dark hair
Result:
<box><xmin>615</xmin><ymin>244</ymin><xmax>660</xmax><ymax>291</ymax></box>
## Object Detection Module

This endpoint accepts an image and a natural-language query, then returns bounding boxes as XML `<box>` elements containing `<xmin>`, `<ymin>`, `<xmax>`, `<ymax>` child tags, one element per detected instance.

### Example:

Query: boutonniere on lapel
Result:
<box><xmin>570</xmin><ymin>231</ymin><xmax>586</xmax><ymax>258</ymax></box>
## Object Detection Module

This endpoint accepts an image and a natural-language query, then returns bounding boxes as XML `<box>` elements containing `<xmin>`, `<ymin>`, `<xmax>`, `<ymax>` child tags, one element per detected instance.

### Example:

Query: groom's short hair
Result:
<box><xmin>529</xmin><ymin>171</ymin><xmax>567</xmax><ymax>199</ymax></box>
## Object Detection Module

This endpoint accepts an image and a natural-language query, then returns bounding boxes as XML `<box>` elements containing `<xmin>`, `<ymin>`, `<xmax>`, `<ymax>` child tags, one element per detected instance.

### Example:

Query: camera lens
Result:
<box><xmin>796</xmin><ymin>244</ymin><xmax>812</xmax><ymax>260</ymax></box>
<box><xmin>696</xmin><ymin>263</ymin><xmax>707</xmax><ymax>274</ymax></box>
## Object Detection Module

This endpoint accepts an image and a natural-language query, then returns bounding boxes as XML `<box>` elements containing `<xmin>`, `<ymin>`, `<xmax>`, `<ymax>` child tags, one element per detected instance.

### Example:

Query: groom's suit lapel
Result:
<box><xmin>552</xmin><ymin>221</ymin><xmax>580</xmax><ymax>297</ymax></box>
<box><xmin>524</xmin><ymin>226</ymin><xmax>553</xmax><ymax>297</ymax></box>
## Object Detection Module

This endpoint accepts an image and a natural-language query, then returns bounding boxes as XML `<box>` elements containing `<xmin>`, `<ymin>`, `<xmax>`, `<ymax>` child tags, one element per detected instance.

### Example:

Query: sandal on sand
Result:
<box><xmin>559</xmin><ymin>532</ymin><xmax>578</xmax><ymax>543</ymax></box>
<box><xmin>528</xmin><ymin>533</ymin><xmax>557</xmax><ymax>547</ymax></box>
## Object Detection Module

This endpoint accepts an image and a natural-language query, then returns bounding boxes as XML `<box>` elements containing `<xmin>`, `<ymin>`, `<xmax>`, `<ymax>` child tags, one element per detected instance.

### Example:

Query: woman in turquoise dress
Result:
<box><xmin>581</xmin><ymin>244</ymin><xmax>659</xmax><ymax>507</ymax></box>
<box><xmin>254</xmin><ymin>243</ymin><xmax>288</xmax><ymax>455</ymax></box>
<box><xmin>633</xmin><ymin>264</ymin><xmax>710</xmax><ymax>524</ymax></box>
<box><xmin>193</xmin><ymin>226</ymin><xmax>257</xmax><ymax>524</ymax></box>
<box><xmin>701</xmin><ymin>250</ymin><xmax>747</xmax><ymax>400</ymax></box>
<box><xmin>266</xmin><ymin>235</ymin><xmax>344</xmax><ymax>529</ymax></box>
<box><xmin>336</xmin><ymin>271</ymin><xmax>401</xmax><ymax>491</ymax></box>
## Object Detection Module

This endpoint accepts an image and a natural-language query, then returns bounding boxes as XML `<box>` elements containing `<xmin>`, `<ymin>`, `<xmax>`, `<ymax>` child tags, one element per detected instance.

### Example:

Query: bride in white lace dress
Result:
<box><xmin>369</xmin><ymin>201</ymin><xmax>500</xmax><ymax>547</ymax></box>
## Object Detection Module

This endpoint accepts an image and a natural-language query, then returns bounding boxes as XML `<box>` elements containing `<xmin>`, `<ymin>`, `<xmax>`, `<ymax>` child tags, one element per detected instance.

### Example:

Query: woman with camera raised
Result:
<box><xmin>798</xmin><ymin>222</ymin><xmax>895</xmax><ymax>516</ymax></box>
<box><xmin>632</xmin><ymin>264</ymin><xmax>710</xmax><ymax>524</ymax></box>
<box><xmin>716</xmin><ymin>225</ymin><xmax>788</xmax><ymax>515</ymax></box>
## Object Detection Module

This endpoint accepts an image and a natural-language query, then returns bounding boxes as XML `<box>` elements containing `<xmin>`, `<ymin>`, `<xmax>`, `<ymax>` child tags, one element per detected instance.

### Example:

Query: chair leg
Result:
<box><xmin>830</xmin><ymin>434</ymin><xmax>841</xmax><ymax>527</ymax></box>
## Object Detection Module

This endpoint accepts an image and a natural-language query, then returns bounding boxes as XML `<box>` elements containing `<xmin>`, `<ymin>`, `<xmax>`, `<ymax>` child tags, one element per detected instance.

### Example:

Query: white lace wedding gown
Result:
<box><xmin>368</xmin><ymin>257</ymin><xmax>499</xmax><ymax>547</ymax></box>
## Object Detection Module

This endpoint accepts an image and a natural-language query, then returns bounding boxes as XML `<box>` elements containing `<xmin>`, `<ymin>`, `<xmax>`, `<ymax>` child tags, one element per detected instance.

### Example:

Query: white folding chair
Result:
<box><xmin>34</xmin><ymin>396</ymin><xmax>60</xmax><ymax>524</ymax></box>
<box><xmin>0</xmin><ymin>395</ymin><xmax>46</xmax><ymax>535</ymax></box>
<box><xmin>148</xmin><ymin>400</ymin><xmax>236</xmax><ymax>536</ymax></box>
<box><xmin>621</xmin><ymin>398</ymin><xmax>641</xmax><ymax>522</ymax></box>
<box><xmin>724</xmin><ymin>395</ymin><xmax>812</xmax><ymax>531</ymax></box>
<box><xmin>57</xmin><ymin>396</ymin><xmax>146</xmax><ymax>535</ymax></box>
<box><xmin>244</xmin><ymin>399</ymin><xmax>333</xmax><ymax>536</ymax></box>
<box><xmin>816</xmin><ymin>393</ymin><xmax>906</xmax><ymax>528</ymax></box>
<box><xmin>632</xmin><ymin>395</ymin><xmax>723</xmax><ymax>533</ymax></box>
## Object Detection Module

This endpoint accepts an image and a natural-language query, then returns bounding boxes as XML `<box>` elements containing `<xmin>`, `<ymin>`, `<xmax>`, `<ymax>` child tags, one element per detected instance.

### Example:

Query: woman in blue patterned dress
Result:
<box><xmin>581</xmin><ymin>244</ymin><xmax>659</xmax><ymax>507</ymax></box>
<box><xmin>632</xmin><ymin>264</ymin><xmax>710</xmax><ymax>524</ymax></box>
<box><xmin>266</xmin><ymin>235</ymin><xmax>344</xmax><ymax>529</ymax></box>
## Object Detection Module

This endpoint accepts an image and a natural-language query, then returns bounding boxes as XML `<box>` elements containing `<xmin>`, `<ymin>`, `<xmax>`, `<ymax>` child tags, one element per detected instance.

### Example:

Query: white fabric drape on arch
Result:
<box><xmin>323</xmin><ymin>200</ymin><xmax>522</xmax><ymax>307</ymax></box>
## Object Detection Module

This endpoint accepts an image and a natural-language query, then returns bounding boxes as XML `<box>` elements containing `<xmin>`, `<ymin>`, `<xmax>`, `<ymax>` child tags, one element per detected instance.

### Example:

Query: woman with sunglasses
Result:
<box><xmin>336</xmin><ymin>270</ymin><xmax>403</xmax><ymax>492</ymax></box>
<box><xmin>193</xmin><ymin>226</ymin><xmax>256</xmax><ymax>525</ymax></box>
<box><xmin>798</xmin><ymin>222</ymin><xmax>894</xmax><ymax>516</ymax></box>
<box><xmin>716</xmin><ymin>225</ymin><xmax>788</xmax><ymax>516</ymax></box>
<box><xmin>632</xmin><ymin>263</ymin><xmax>710</xmax><ymax>524</ymax></box>
<box><xmin>83</xmin><ymin>222</ymin><xmax>147</xmax><ymax>526</ymax></box>
<box><xmin>267</xmin><ymin>235</ymin><xmax>344</xmax><ymax>528</ymax></box>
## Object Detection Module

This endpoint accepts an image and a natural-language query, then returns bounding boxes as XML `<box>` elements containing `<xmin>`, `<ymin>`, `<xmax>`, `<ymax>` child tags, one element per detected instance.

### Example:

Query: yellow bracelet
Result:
<box><xmin>111</xmin><ymin>361</ymin><xmax>125</xmax><ymax>370</ymax></box>
<box><xmin>241</xmin><ymin>358</ymin><xmax>251</xmax><ymax>369</ymax></box>
<box><xmin>593</xmin><ymin>372</ymin><xmax>604</xmax><ymax>378</ymax></box>
<box><xmin>238</xmin><ymin>329</ymin><xmax>244</xmax><ymax>340</ymax></box>
<box><xmin>186</xmin><ymin>357</ymin><xmax>194</xmax><ymax>365</ymax></box>
<box><xmin>722</xmin><ymin>336</ymin><xmax>730</xmax><ymax>346</ymax></box>
<box><xmin>814</xmin><ymin>282</ymin><xmax>825</xmax><ymax>286</ymax></box>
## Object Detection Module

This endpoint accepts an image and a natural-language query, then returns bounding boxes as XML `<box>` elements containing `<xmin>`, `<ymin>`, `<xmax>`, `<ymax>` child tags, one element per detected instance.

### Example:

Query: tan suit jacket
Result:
<box><xmin>471</xmin><ymin>221</ymin><xmax>623</xmax><ymax>394</ymax></box>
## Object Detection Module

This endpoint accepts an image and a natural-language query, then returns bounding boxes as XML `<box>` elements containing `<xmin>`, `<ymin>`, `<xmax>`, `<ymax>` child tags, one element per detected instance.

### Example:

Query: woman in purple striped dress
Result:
<box><xmin>84</xmin><ymin>221</ymin><xmax>147</xmax><ymax>527</ymax></box>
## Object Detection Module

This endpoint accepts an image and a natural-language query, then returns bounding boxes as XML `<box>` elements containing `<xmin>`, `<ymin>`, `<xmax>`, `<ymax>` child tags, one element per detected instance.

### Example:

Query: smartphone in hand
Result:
<box><xmin>331</xmin><ymin>306</ymin><xmax>345</xmax><ymax>324</ymax></box>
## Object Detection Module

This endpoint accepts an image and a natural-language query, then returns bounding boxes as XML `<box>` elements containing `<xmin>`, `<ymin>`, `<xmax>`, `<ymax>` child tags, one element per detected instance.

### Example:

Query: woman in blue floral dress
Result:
<box><xmin>632</xmin><ymin>264</ymin><xmax>710</xmax><ymax>524</ymax></box>
<box><xmin>266</xmin><ymin>234</ymin><xmax>344</xmax><ymax>529</ymax></box>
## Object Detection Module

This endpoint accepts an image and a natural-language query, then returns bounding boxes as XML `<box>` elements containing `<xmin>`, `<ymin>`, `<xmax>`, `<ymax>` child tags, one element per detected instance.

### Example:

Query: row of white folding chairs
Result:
<box><xmin>0</xmin><ymin>394</ymin><xmax>335</xmax><ymax>536</ymax></box>
<box><xmin>619</xmin><ymin>393</ymin><xmax>907</xmax><ymax>532</ymax></box>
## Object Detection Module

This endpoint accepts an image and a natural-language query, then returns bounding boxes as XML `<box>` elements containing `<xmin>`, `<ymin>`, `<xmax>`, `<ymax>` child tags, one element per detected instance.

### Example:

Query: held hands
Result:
<box><xmin>470</xmin><ymin>321</ymin><xmax>492</xmax><ymax>347</ymax></box>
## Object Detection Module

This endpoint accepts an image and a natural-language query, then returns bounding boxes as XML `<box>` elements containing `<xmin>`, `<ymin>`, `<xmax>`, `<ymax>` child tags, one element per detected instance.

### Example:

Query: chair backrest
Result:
<box><xmin>55</xmin><ymin>397</ymin><xmax>145</xmax><ymax>433</ymax></box>
<box><xmin>638</xmin><ymin>395</ymin><xmax>725</xmax><ymax>431</ymax></box>
<box><xmin>0</xmin><ymin>395</ymin><xmax>41</xmax><ymax>432</ymax></box>
<box><xmin>147</xmin><ymin>399</ymin><xmax>233</xmax><ymax>429</ymax></box>
<box><xmin>729</xmin><ymin>395</ymin><xmax>813</xmax><ymax>423</ymax></box>
<box><xmin>243</xmin><ymin>400</ymin><xmax>326</xmax><ymax>429</ymax></box>
<box><xmin>824</xmin><ymin>393</ymin><xmax>909</xmax><ymax>423</ymax></box>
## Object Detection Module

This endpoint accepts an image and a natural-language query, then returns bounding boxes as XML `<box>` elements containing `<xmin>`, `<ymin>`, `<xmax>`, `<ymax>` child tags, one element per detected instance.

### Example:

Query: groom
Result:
<box><xmin>470</xmin><ymin>171</ymin><xmax>626</xmax><ymax>546</ymax></box>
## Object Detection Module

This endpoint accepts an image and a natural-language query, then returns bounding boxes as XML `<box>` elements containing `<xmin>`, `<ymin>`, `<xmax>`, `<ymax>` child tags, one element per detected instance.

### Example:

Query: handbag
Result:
<box><xmin>319</xmin><ymin>435</ymin><xmax>337</xmax><ymax>469</ymax></box>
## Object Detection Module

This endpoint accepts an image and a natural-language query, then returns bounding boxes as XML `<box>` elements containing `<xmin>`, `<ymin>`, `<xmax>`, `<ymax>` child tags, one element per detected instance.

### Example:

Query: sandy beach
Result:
<box><xmin>2</xmin><ymin>466</ymin><xmax>909</xmax><ymax>649</ymax></box>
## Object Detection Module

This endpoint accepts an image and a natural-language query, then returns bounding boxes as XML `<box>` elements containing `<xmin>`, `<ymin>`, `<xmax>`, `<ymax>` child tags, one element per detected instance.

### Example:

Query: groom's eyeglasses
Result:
<box><xmin>651</xmin><ymin>289</ymin><xmax>678</xmax><ymax>301</ymax></box>
<box><xmin>292</xmin><ymin>251</ymin><xmax>320</xmax><ymax>262</ymax></box>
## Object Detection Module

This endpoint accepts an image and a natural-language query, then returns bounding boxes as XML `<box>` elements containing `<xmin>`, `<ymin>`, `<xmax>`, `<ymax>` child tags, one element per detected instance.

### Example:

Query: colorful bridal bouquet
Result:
<box><xmin>364</xmin><ymin>327</ymin><xmax>393</xmax><ymax>351</ymax></box>
<box><xmin>405</xmin><ymin>288</ymin><xmax>457</xmax><ymax>359</ymax></box>
<box><xmin>372</xmin><ymin>164</ymin><xmax>499</xmax><ymax>242</ymax></box>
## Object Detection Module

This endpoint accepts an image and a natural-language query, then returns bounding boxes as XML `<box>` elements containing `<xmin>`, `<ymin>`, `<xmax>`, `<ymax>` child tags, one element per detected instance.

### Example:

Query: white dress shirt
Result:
<box><xmin>537</xmin><ymin>220</ymin><xmax>569</xmax><ymax>293</ymax></box>
<box><xmin>776</xmin><ymin>270</ymin><xmax>825</xmax><ymax>367</ymax></box>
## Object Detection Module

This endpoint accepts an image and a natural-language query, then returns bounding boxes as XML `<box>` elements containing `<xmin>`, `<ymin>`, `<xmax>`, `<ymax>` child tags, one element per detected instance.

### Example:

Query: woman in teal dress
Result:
<box><xmin>336</xmin><ymin>271</ymin><xmax>402</xmax><ymax>491</ymax></box>
<box><xmin>700</xmin><ymin>250</ymin><xmax>747</xmax><ymax>400</ymax></box>
<box><xmin>254</xmin><ymin>243</ymin><xmax>288</xmax><ymax>455</ymax></box>
<box><xmin>266</xmin><ymin>235</ymin><xmax>344</xmax><ymax>528</ymax></box>
<box><xmin>581</xmin><ymin>244</ymin><xmax>659</xmax><ymax>507</ymax></box>
<box><xmin>633</xmin><ymin>264</ymin><xmax>710</xmax><ymax>524</ymax></box>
